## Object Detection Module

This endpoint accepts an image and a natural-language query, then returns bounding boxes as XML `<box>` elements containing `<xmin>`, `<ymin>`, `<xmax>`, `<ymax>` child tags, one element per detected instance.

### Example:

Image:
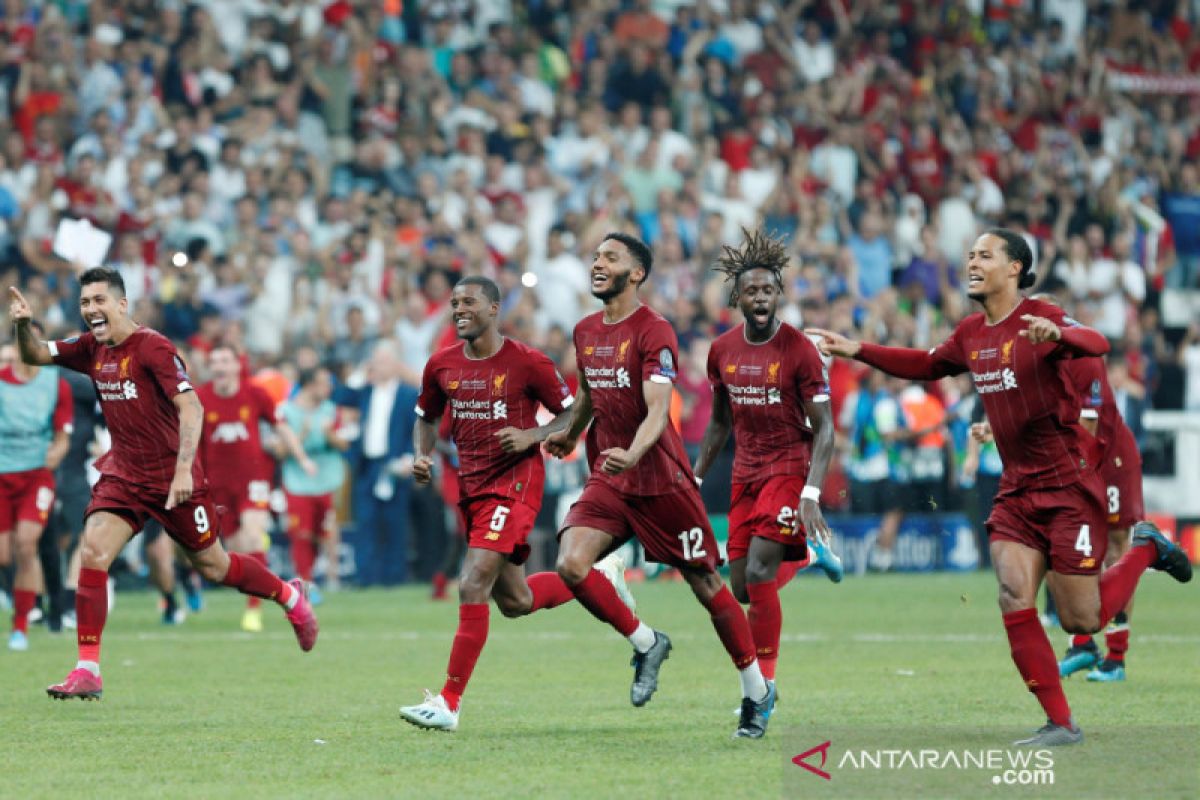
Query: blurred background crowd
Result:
<box><xmin>3</xmin><ymin>0</ymin><xmax>1200</xmax><ymax>585</ymax></box>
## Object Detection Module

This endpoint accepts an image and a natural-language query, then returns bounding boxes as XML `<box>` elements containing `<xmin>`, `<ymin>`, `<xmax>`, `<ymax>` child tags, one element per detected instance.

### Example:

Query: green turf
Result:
<box><xmin>1</xmin><ymin>571</ymin><xmax>1197</xmax><ymax>799</ymax></box>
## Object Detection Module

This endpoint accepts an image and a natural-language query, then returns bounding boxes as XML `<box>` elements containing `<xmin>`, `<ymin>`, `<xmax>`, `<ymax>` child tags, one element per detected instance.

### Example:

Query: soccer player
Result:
<box><xmin>807</xmin><ymin>230</ymin><xmax>1192</xmax><ymax>746</ymax></box>
<box><xmin>0</xmin><ymin>319</ymin><xmax>72</xmax><ymax>651</ymax></box>
<box><xmin>398</xmin><ymin>276</ymin><xmax>589</xmax><ymax>732</ymax></box>
<box><xmin>197</xmin><ymin>343</ymin><xmax>315</xmax><ymax>632</ymax></box>
<box><xmin>546</xmin><ymin>232</ymin><xmax>776</xmax><ymax>739</ymax></box>
<box><xmin>692</xmin><ymin>229</ymin><xmax>841</xmax><ymax>687</ymax></box>
<box><xmin>279</xmin><ymin>365</ymin><xmax>348</xmax><ymax>597</ymax></box>
<box><xmin>1025</xmin><ymin>296</ymin><xmax>1146</xmax><ymax>682</ymax></box>
<box><xmin>9</xmin><ymin>268</ymin><xmax>318</xmax><ymax>701</ymax></box>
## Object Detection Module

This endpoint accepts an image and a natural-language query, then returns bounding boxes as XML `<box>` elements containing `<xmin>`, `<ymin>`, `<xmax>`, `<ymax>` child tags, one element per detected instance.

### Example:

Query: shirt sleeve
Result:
<box><xmin>1073</xmin><ymin>359</ymin><xmax>1105</xmax><ymax>420</ymax></box>
<box><xmin>414</xmin><ymin>357</ymin><xmax>446</xmax><ymax>420</ymax></box>
<box><xmin>794</xmin><ymin>335</ymin><xmax>831</xmax><ymax>403</ymax></box>
<box><xmin>142</xmin><ymin>336</ymin><xmax>194</xmax><ymax>398</ymax></box>
<box><xmin>1038</xmin><ymin>305</ymin><xmax>1111</xmax><ymax>360</ymax></box>
<box><xmin>527</xmin><ymin>352</ymin><xmax>574</xmax><ymax>414</ymax></box>
<box><xmin>253</xmin><ymin>384</ymin><xmax>282</xmax><ymax>423</ymax></box>
<box><xmin>639</xmin><ymin>318</ymin><xmax>679</xmax><ymax>385</ymax></box>
<box><xmin>53</xmin><ymin>375</ymin><xmax>74</xmax><ymax>434</ymax></box>
<box><xmin>856</xmin><ymin>325</ymin><xmax>967</xmax><ymax>380</ymax></box>
<box><xmin>706</xmin><ymin>343</ymin><xmax>721</xmax><ymax>388</ymax></box>
<box><xmin>47</xmin><ymin>333</ymin><xmax>96</xmax><ymax>375</ymax></box>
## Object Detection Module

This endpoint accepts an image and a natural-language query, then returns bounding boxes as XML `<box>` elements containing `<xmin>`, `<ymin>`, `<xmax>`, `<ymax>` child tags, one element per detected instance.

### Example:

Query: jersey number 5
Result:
<box><xmin>678</xmin><ymin>527</ymin><xmax>707</xmax><ymax>560</ymax></box>
<box><xmin>490</xmin><ymin>505</ymin><xmax>511</xmax><ymax>532</ymax></box>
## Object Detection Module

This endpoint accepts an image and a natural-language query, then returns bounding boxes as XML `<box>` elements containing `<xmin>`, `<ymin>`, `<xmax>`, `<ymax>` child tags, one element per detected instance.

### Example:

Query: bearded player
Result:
<box><xmin>693</xmin><ymin>229</ymin><xmax>841</xmax><ymax>688</ymax></box>
<box><xmin>809</xmin><ymin>230</ymin><xmax>1191</xmax><ymax>746</ymax></box>
<box><xmin>197</xmin><ymin>343</ymin><xmax>315</xmax><ymax>633</ymax></box>
<box><xmin>546</xmin><ymin>232</ymin><xmax>776</xmax><ymax>740</ymax></box>
<box><xmin>10</xmin><ymin>268</ymin><xmax>317</xmax><ymax>701</ymax></box>
<box><xmin>399</xmin><ymin>276</ymin><xmax>601</xmax><ymax>732</ymax></box>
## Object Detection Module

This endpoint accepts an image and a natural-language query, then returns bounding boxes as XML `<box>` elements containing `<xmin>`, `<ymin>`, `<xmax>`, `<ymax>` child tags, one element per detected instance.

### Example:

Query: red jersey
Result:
<box><xmin>574</xmin><ymin>305</ymin><xmax>694</xmax><ymax>496</ymax></box>
<box><xmin>857</xmin><ymin>297</ymin><xmax>1109</xmax><ymax>498</ymax></box>
<box><xmin>416</xmin><ymin>338</ymin><xmax>573</xmax><ymax>506</ymax></box>
<box><xmin>708</xmin><ymin>323</ymin><xmax>830</xmax><ymax>484</ymax></box>
<box><xmin>196</xmin><ymin>380</ymin><xmax>280</xmax><ymax>488</ymax></box>
<box><xmin>1064</xmin><ymin>357</ymin><xmax>1138</xmax><ymax>464</ymax></box>
<box><xmin>50</xmin><ymin>328</ymin><xmax>201</xmax><ymax>492</ymax></box>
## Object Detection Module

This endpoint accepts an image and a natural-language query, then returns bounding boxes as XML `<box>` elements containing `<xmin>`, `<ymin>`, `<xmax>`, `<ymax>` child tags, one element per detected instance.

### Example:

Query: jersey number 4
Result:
<box><xmin>678</xmin><ymin>527</ymin><xmax>707</xmax><ymax>560</ymax></box>
<box><xmin>1074</xmin><ymin>525</ymin><xmax>1092</xmax><ymax>558</ymax></box>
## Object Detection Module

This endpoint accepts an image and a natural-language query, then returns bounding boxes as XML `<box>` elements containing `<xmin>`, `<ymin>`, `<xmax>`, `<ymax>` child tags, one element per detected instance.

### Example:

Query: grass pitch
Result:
<box><xmin>1</xmin><ymin>570</ymin><xmax>1197</xmax><ymax>799</ymax></box>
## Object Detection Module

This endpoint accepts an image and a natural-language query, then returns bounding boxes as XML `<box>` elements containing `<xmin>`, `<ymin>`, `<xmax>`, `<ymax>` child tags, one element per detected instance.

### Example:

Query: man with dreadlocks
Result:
<box><xmin>694</xmin><ymin>228</ymin><xmax>841</xmax><ymax>688</ymax></box>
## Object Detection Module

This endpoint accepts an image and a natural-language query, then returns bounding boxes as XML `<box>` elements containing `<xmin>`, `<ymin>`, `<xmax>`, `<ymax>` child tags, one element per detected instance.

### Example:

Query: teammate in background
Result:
<box><xmin>45</xmin><ymin>353</ymin><xmax>102</xmax><ymax>631</ymax></box>
<box><xmin>546</xmin><ymin>233</ymin><xmax>777</xmax><ymax>740</ymax></box>
<box><xmin>198</xmin><ymin>344</ymin><xmax>315</xmax><ymax>632</ymax></box>
<box><xmin>1028</xmin><ymin>295</ymin><xmax>1145</xmax><ymax>682</ymax></box>
<box><xmin>279</xmin><ymin>365</ymin><xmax>348</xmax><ymax>598</ymax></box>
<box><xmin>693</xmin><ymin>229</ymin><xmax>841</xmax><ymax>686</ymax></box>
<box><xmin>399</xmin><ymin>277</ymin><xmax>592</xmax><ymax>731</ymax></box>
<box><xmin>9</xmin><ymin>269</ymin><xmax>317</xmax><ymax>701</ymax></box>
<box><xmin>0</xmin><ymin>320</ymin><xmax>73</xmax><ymax>650</ymax></box>
<box><xmin>808</xmin><ymin>230</ymin><xmax>1192</xmax><ymax>746</ymax></box>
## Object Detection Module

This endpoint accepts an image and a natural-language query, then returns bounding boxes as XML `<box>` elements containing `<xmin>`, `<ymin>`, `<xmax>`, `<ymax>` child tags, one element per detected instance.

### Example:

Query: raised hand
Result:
<box><xmin>1018</xmin><ymin>314</ymin><xmax>1061</xmax><ymax>345</ymax></box>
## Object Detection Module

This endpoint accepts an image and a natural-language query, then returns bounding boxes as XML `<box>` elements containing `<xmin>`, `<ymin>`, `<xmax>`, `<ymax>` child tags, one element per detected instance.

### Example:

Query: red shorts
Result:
<box><xmin>86</xmin><ymin>474</ymin><xmax>221</xmax><ymax>552</ymax></box>
<box><xmin>462</xmin><ymin>496</ymin><xmax>537</xmax><ymax>565</ymax></box>
<box><xmin>986</xmin><ymin>478</ymin><xmax>1107</xmax><ymax>576</ymax></box>
<box><xmin>1099</xmin><ymin>430</ymin><xmax>1144</xmax><ymax>529</ymax></box>
<box><xmin>286</xmin><ymin>492</ymin><xmax>335</xmax><ymax>540</ymax></box>
<box><xmin>0</xmin><ymin>468</ymin><xmax>56</xmax><ymax>531</ymax></box>
<box><xmin>560</xmin><ymin>478</ymin><xmax>722</xmax><ymax>572</ymax></box>
<box><xmin>210</xmin><ymin>477</ymin><xmax>273</xmax><ymax>537</ymax></box>
<box><xmin>728</xmin><ymin>475</ymin><xmax>809</xmax><ymax>563</ymax></box>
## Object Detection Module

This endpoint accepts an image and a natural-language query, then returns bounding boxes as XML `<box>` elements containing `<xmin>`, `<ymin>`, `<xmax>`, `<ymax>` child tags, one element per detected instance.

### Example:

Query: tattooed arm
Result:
<box><xmin>166</xmin><ymin>390</ymin><xmax>203</xmax><ymax>510</ymax></box>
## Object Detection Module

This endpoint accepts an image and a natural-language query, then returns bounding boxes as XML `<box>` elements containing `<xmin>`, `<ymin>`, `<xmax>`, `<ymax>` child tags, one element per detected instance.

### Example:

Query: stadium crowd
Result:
<box><xmin>3</xmin><ymin>0</ymin><xmax>1200</xmax><ymax>591</ymax></box>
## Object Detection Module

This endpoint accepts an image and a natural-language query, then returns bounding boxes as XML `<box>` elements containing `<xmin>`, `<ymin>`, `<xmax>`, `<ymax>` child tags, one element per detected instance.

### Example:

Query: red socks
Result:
<box><xmin>12</xmin><ymin>589</ymin><xmax>35</xmax><ymax>634</ymax></box>
<box><xmin>1003</xmin><ymin>608</ymin><xmax>1072</xmax><ymax>727</ymax></box>
<box><xmin>527</xmin><ymin>572</ymin><xmax>574</xmax><ymax>612</ymax></box>
<box><xmin>290</xmin><ymin>535</ymin><xmax>317</xmax><ymax>583</ymax></box>
<box><xmin>442</xmin><ymin>603</ymin><xmax>489</xmax><ymax>711</ymax></box>
<box><xmin>775</xmin><ymin>561</ymin><xmax>802</xmax><ymax>590</ymax></box>
<box><xmin>223</xmin><ymin>552</ymin><xmax>293</xmax><ymax>607</ymax></box>
<box><xmin>1106</xmin><ymin>627</ymin><xmax>1130</xmax><ymax>663</ymax></box>
<box><xmin>1070</xmin><ymin>634</ymin><xmax>1093</xmax><ymax>648</ymax></box>
<box><xmin>76</xmin><ymin>568</ymin><xmax>109</xmax><ymax>664</ymax></box>
<box><xmin>568</xmin><ymin>569</ymin><xmax>639</xmax><ymax>637</ymax></box>
<box><xmin>1098</xmin><ymin>544</ymin><xmax>1155</xmax><ymax>625</ymax></box>
<box><xmin>746</xmin><ymin>581</ymin><xmax>782</xmax><ymax>680</ymax></box>
<box><xmin>703</xmin><ymin>585</ymin><xmax>757</xmax><ymax>669</ymax></box>
<box><xmin>245</xmin><ymin>552</ymin><xmax>270</xmax><ymax>609</ymax></box>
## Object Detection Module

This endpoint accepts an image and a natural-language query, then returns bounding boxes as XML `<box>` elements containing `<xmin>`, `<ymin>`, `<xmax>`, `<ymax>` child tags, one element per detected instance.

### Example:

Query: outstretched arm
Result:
<box><xmin>807</xmin><ymin>328</ymin><xmax>959</xmax><ymax>381</ymax></box>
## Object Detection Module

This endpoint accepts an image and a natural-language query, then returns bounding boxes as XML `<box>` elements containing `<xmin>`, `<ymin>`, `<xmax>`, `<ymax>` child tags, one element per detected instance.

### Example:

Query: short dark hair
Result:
<box><xmin>455</xmin><ymin>276</ymin><xmax>501</xmax><ymax>304</ymax></box>
<box><xmin>602</xmin><ymin>232</ymin><xmax>653</xmax><ymax>283</ymax></box>
<box><xmin>986</xmin><ymin>228</ymin><xmax>1035</xmax><ymax>289</ymax></box>
<box><xmin>79</xmin><ymin>267</ymin><xmax>127</xmax><ymax>298</ymax></box>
